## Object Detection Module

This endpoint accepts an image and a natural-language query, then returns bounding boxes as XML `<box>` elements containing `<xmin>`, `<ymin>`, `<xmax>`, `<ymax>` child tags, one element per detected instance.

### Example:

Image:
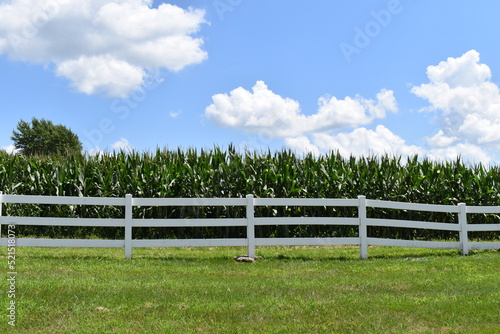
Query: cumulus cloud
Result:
<box><xmin>314</xmin><ymin>89</ymin><xmax>397</xmax><ymax>130</ymax></box>
<box><xmin>112</xmin><ymin>138</ymin><xmax>134</xmax><ymax>152</ymax></box>
<box><xmin>411</xmin><ymin>50</ymin><xmax>500</xmax><ymax>162</ymax></box>
<box><xmin>205</xmin><ymin>81</ymin><xmax>408</xmax><ymax>158</ymax></box>
<box><xmin>0</xmin><ymin>0</ymin><xmax>207</xmax><ymax>97</ymax></box>
<box><xmin>427</xmin><ymin>144</ymin><xmax>492</xmax><ymax>165</ymax></box>
<box><xmin>205</xmin><ymin>80</ymin><xmax>397</xmax><ymax>137</ymax></box>
<box><xmin>169</xmin><ymin>109</ymin><xmax>182</xmax><ymax>118</ymax></box>
<box><xmin>286</xmin><ymin>126</ymin><xmax>477</xmax><ymax>163</ymax></box>
<box><xmin>205</xmin><ymin>81</ymin><xmax>302</xmax><ymax>137</ymax></box>
<box><xmin>1</xmin><ymin>144</ymin><xmax>19</xmax><ymax>154</ymax></box>
<box><xmin>86</xmin><ymin>138</ymin><xmax>134</xmax><ymax>155</ymax></box>
<box><xmin>425</xmin><ymin>130</ymin><xmax>458</xmax><ymax>148</ymax></box>
<box><xmin>56</xmin><ymin>55</ymin><xmax>146</xmax><ymax>96</ymax></box>
<box><xmin>308</xmin><ymin>126</ymin><xmax>424</xmax><ymax>158</ymax></box>
<box><xmin>284</xmin><ymin>126</ymin><xmax>425</xmax><ymax>160</ymax></box>
<box><xmin>422</xmin><ymin>50</ymin><xmax>491</xmax><ymax>89</ymax></box>
<box><xmin>205</xmin><ymin>50</ymin><xmax>500</xmax><ymax>165</ymax></box>
<box><xmin>284</xmin><ymin>136</ymin><xmax>321</xmax><ymax>156</ymax></box>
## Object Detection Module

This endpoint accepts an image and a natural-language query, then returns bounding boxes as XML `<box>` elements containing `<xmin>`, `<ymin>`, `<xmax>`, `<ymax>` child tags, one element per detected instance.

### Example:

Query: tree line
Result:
<box><xmin>8</xmin><ymin>117</ymin><xmax>82</xmax><ymax>156</ymax></box>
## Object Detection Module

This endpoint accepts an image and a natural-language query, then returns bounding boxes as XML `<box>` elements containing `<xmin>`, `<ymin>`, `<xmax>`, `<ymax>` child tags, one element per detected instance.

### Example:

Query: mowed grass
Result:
<box><xmin>1</xmin><ymin>246</ymin><xmax>499</xmax><ymax>333</ymax></box>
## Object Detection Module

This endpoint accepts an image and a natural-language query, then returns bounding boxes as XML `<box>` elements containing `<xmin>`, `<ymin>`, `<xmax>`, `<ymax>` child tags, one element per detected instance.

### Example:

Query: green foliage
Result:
<box><xmin>0</xmin><ymin>146</ymin><xmax>499</xmax><ymax>240</ymax></box>
<box><xmin>11</xmin><ymin>117</ymin><xmax>82</xmax><ymax>156</ymax></box>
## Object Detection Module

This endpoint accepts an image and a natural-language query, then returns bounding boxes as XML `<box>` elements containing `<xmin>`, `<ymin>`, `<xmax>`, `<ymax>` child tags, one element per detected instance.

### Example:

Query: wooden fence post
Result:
<box><xmin>358</xmin><ymin>195</ymin><xmax>368</xmax><ymax>259</ymax></box>
<box><xmin>125</xmin><ymin>194</ymin><xmax>133</xmax><ymax>259</ymax></box>
<box><xmin>458</xmin><ymin>203</ymin><xmax>469</xmax><ymax>256</ymax></box>
<box><xmin>246</xmin><ymin>194</ymin><xmax>256</xmax><ymax>258</ymax></box>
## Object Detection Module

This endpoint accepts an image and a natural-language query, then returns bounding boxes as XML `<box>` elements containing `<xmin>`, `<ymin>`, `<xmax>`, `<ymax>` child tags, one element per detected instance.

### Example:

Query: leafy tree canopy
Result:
<box><xmin>11</xmin><ymin>118</ymin><xmax>82</xmax><ymax>156</ymax></box>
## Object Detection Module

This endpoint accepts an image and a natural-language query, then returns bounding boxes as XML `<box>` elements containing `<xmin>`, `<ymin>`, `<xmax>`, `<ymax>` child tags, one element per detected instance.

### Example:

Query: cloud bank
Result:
<box><xmin>1</xmin><ymin>144</ymin><xmax>18</xmax><ymax>154</ymax></box>
<box><xmin>205</xmin><ymin>50</ymin><xmax>500</xmax><ymax>165</ymax></box>
<box><xmin>206</xmin><ymin>80</ymin><xmax>397</xmax><ymax>138</ymax></box>
<box><xmin>413</xmin><ymin>50</ymin><xmax>500</xmax><ymax>164</ymax></box>
<box><xmin>0</xmin><ymin>0</ymin><xmax>207</xmax><ymax>97</ymax></box>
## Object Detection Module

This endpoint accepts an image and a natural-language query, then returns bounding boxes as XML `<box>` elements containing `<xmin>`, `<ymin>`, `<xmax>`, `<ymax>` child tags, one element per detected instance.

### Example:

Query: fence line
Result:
<box><xmin>0</xmin><ymin>192</ymin><xmax>499</xmax><ymax>259</ymax></box>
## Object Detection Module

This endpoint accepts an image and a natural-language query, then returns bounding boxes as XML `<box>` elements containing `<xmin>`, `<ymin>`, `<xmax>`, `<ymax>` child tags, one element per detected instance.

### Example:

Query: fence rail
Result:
<box><xmin>1</xmin><ymin>192</ymin><xmax>499</xmax><ymax>259</ymax></box>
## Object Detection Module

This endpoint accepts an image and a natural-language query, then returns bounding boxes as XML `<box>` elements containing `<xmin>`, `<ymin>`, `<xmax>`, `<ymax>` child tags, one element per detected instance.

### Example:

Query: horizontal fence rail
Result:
<box><xmin>0</xmin><ymin>192</ymin><xmax>499</xmax><ymax>259</ymax></box>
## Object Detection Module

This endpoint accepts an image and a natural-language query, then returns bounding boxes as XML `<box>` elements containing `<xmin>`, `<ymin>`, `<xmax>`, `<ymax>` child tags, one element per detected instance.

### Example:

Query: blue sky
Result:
<box><xmin>1</xmin><ymin>0</ymin><xmax>500</xmax><ymax>164</ymax></box>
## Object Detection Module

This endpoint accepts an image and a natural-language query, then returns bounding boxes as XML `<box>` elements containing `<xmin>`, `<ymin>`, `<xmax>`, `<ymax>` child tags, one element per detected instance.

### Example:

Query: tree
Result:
<box><xmin>11</xmin><ymin>118</ymin><xmax>82</xmax><ymax>156</ymax></box>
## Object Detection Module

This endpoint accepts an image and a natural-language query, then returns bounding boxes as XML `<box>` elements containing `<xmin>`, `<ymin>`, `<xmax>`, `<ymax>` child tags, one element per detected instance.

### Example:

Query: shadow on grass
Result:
<box><xmin>258</xmin><ymin>247</ymin><xmax>498</xmax><ymax>262</ymax></box>
<box><xmin>14</xmin><ymin>246</ymin><xmax>498</xmax><ymax>263</ymax></box>
<box><xmin>362</xmin><ymin>248</ymin><xmax>500</xmax><ymax>260</ymax></box>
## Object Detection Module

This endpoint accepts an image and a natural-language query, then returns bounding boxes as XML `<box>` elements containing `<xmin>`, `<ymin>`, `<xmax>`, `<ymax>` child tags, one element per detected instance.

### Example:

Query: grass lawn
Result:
<box><xmin>1</xmin><ymin>246</ymin><xmax>499</xmax><ymax>333</ymax></box>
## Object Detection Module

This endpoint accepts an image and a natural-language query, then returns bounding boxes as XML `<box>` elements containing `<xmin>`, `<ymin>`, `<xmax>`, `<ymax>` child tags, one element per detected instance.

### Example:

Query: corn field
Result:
<box><xmin>1</xmin><ymin>146</ymin><xmax>499</xmax><ymax>241</ymax></box>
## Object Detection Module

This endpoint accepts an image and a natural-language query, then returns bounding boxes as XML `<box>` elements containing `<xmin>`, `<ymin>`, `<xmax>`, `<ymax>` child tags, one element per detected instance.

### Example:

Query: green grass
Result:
<box><xmin>1</xmin><ymin>246</ymin><xmax>499</xmax><ymax>333</ymax></box>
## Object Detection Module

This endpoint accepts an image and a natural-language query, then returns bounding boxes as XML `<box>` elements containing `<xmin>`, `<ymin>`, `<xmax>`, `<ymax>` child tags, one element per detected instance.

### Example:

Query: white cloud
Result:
<box><xmin>86</xmin><ymin>146</ymin><xmax>104</xmax><ymax>157</ymax></box>
<box><xmin>309</xmin><ymin>125</ymin><xmax>425</xmax><ymax>158</ymax></box>
<box><xmin>112</xmin><ymin>138</ymin><xmax>134</xmax><ymax>152</ymax></box>
<box><xmin>424</xmin><ymin>50</ymin><xmax>491</xmax><ymax>88</ymax></box>
<box><xmin>205</xmin><ymin>81</ymin><xmax>397</xmax><ymax>137</ymax></box>
<box><xmin>0</xmin><ymin>0</ymin><xmax>207</xmax><ymax>97</ymax></box>
<box><xmin>411</xmin><ymin>50</ymin><xmax>500</xmax><ymax>152</ymax></box>
<box><xmin>205</xmin><ymin>81</ymin><xmax>303</xmax><ymax>137</ymax></box>
<box><xmin>169</xmin><ymin>109</ymin><xmax>182</xmax><ymax>118</ymax></box>
<box><xmin>205</xmin><ymin>82</ymin><xmax>421</xmax><ymax>160</ymax></box>
<box><xmin>208</xmin><ymin>50</ymin><xmax>500</xmax><ymax>165</ymax></box>
<box><xmin>1</xmin><ymin>144</ymin><xmax>18</xmax><ymax>154</ymax></box>
<box><xmin>284</xmin><ymin>136</ymin><xmax>321</xmax><ymax>156</ymax></box>
<box><xmin>56</xmin><ymin>55</ymin><xmax>146</xmax><ymax>97</ymax></box>
<box><xmin>425</xmin><ymin>130</ymin><xmax>458</xmax><ymax>148</ymax></box>
<box><xmin>314</xmin><ymin>89</ymin><xmax>397</xmax><ymax>130</ymax></box>
<box><xmin>427</xmin><ymin>144</ymin><xmax>492</xmax><ymax>165</ymax></box>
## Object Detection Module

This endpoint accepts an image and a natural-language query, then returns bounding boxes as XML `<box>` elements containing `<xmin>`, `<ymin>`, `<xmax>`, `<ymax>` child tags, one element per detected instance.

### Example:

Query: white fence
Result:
<box><xmin>1</xmin><ymin>193</ymin><xmax>499</xmax><ymax>259</ymax></box>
